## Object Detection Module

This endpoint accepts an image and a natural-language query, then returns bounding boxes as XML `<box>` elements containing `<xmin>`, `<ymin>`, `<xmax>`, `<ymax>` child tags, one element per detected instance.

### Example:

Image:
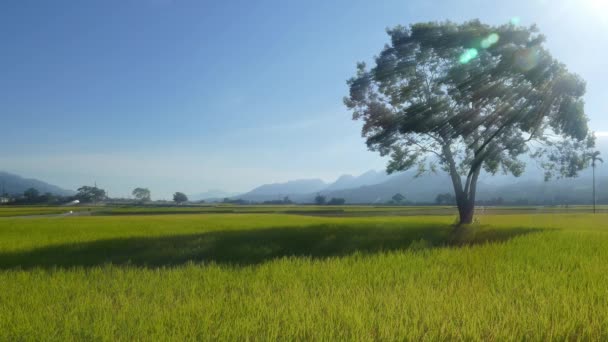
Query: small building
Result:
<box><xmin>0</xmin><ymin>196</ymin><xmax>10</xmax><ymax>204</ymax></box>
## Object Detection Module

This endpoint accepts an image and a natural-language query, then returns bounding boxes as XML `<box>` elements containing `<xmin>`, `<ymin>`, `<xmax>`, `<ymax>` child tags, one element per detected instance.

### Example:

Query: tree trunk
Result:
<box><xmin>452</xmin><ymin>186</ymin><xmax>477</xmax><ymax>225</ymax></box>
<box><xmin>441</xmin><ymin>143</ymin><xmax>481</xmax><ymax>225</ymax></box>
<box><xmin>458</xmin><ymin>199</ymin><xmax>475</xmax><ymax>225</ymax></box>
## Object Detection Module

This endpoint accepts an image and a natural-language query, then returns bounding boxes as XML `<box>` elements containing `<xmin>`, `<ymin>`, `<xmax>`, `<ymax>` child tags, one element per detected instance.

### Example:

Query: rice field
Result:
<box><xmin>0</xmin><ymin>206</ymin><xmax>94</xmax><ymax>217</ymax></box>
<box><xmin>1</xmin><ymin>209</ymin><xmax>608</xmax><ymax>340</ymax></box>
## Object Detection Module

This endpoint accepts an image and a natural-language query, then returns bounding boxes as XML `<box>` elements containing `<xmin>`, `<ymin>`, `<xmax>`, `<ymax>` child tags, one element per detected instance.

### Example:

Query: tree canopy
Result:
<box><xmin>132</xmin><ymin>188</ymin><xmax>151</xmax><ymax>202</ymax></box>
<box><xmin>76</xmin><ymin>186</ymin><xmax>106</xmax><ymax>203</ymax></box>
<box><xmin>23</xmin><ymin>188</ymin><xmax>39</xmax><ymax>202</ymax></box>
<box><xmin>345</xmin><ymin>20</ymin><xmax>594</xmax><ymax>224</ymax></box>
<box><xmin>314</xmin><ymin>194</ymin><xmax>326</xmax><ymax>205</ymax></box>
<box><xmin>173</xmin><ymin>192</ymin><xmax>188</xmax><ymax>204</ymax></box>
<box><xmin>392</xmin><ymin>193</ymin><xmax>405</xmax><ymax>203</ymax></box>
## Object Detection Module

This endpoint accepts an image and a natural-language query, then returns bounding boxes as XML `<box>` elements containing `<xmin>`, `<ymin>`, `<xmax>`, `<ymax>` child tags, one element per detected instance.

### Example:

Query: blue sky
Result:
<box><xmin>1</xmin><ymin>0</ymin><xmax>607</xmax><ymax>199</ymax></box>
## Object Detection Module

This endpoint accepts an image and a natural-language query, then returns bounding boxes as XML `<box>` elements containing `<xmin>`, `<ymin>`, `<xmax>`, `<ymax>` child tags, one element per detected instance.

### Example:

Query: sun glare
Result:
<box><xmin>587</xmin><ymin>0</ymin><xmax>608</xmax><ymax>10</ymax></box>
<box><xmin>579</xmin><ymin>0</ymin><xmax>608</xmax><ymax>22</ymax></box>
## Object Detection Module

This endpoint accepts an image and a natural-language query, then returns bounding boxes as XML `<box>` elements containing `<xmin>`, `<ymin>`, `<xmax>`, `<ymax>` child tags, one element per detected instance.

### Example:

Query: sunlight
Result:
<box><xmin>587</xmin><ymin>0</ymin><xmax>608</xmax><ymax>11</ymax></box>
<box><xmin>575</xmin><ymin>0</ymin><xmax>608</xmax><ymax>25</ymax></box>
<box><xmin>595</xmin><ymin>131</ymin><xmax>608</xmax><ymax>138</ymax></box>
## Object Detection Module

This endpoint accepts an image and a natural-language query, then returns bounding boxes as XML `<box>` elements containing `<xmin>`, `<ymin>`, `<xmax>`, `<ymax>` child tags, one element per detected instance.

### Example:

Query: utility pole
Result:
<box><xmin>588</xmin><ymin>151</ymin><xmax>603</xmax><ymax>214</ymax></box>
<box><xmin>593</xmin><ymin>163</ymin><xmax>596</xmax><ymax>214</ymax></box>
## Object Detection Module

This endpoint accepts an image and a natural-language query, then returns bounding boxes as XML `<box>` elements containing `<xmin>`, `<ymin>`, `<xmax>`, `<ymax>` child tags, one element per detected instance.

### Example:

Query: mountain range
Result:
<box><xmin>189</xmin><ymin>189</ymin><xmax>240</xmax><ymax>202</ymax></box>
<box><xmin>231</xmin><ymin>170</ymin><xmax>394</xmax><ymax>202</ymax></box>
<box><xmin>1</xmin><ymin>161</ymin><xmax>605</xmax><ymax>205</ymax></box>
<box><xmin>198</xmin><ymin>166</ymin><xmax>606</xmax><ymax>205</ymax></box>
<box><xmin>0</xmin><ymin>172</ymin><xmax>74</xmax><ymax>196</ymax></box>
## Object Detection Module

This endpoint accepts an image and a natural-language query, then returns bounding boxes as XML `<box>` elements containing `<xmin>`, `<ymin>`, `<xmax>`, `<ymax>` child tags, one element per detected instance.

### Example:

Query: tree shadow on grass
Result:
<box><xmin>0</xmin><ymin>224</ymin><xmax>544</xmax><ymax>269</ymax></box>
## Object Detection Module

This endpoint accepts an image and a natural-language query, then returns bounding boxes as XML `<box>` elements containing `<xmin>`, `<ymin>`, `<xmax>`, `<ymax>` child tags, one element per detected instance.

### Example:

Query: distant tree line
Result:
<box><xmin>2</xmin><ymin>185</ymin><xmax>108</xmax><ymax>205</ymax></box>
<box><xmin>386</xmin><ymin>193</ymin><xmax>412</xmax><ymax>205</ymax></box>
<box><xmin>222</xmin><ymin>198</ymin><xmax>250</xmax><ymax>205</ymax></box>
<box><xmin>435</xmin><ymin>193</ymin><xmax>456</xmax><ymax>205</ymax></box>
<box><xmin>314</xmin><ymin>195</ymin><xmax>346</xmax><ymax>205</ymax></box>
<box><xmin>7</xmin><ymin>188</ymin><xmax>62</xmax><ymax>205</ymax></box>
<box><xmin>2</xmin><ymin>185</ymin><xmax>605</xmax><ymax>207</ymax></box>
<box><xmin>261</xmin><ymin>196</ymin><xmax>293</xmax><ymax>205</ymax></box>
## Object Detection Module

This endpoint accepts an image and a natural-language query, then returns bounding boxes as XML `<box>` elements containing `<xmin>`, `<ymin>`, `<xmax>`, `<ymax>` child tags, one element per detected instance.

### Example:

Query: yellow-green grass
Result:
<box><xmin>98</xmin><ymin>204</ymin><xmax>455</xmax><ymax>215</ymax></box>
<box><xmin>1</xmin><ymin>213</ymin><xmax>608</xmax><ymax>340</ymax></box>
<box><xmin>94</xmin><ymin>204</ymin><xmax>608</xmax><ymax>217</ymax></box>
<box><xmin>2</xmin><ymin>204</ymin><xmax>606</xmax><ymax>218</ymax></box>
<box><xmin>0</xmin><ymin>206</ymin><xmax>95</xmax><ymax>217</ymax></box>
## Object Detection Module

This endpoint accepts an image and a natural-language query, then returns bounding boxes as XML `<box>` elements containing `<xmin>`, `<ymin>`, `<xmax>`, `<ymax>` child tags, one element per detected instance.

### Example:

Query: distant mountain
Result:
<box><xmin>190</xmin><ymin>189</ymin><xmax>240</xmax><ymax>202</ymax></box>
<box><xmin>238</xmin><ymin>179</ymin><xmax>327</xmax><ymax>202</ymax></box>
<box><xmin>318</xmin><ymin>170</ymin><xmax>606</xmax><ymax>205</ymax></box>
<box><xmin>476</xmin><ymin>174</ymin><xmax>604</xmax><ymax>204</ymax></box>
<box><xmin>323</xmin><ymin>174</ymin><xmax>355</xmax><ymax>192</ymax></box>
<box><xmin>0</xmin><ymin>172</ymin><xmax>74</xmax><ymax>196</ymax></box>
<box><xmin>228</xmin><ymin>141</ymin><xmax>608</xmax><ymax>205</ymax></box>
<box><xmin>322</xmin><ymin>170</ymin><xmax>393</xmax><ymax>192</ymax></box>
<box><xmin>233</xmin><ymin>167</ymin><xmax>606</xmax><ymax>205</ymax></box>
<box><xmin>319</xmin><ymin>171</ymin><xmax>453</xmax><ymax>203</ymax></box>
<box><xmin>236</xmin><ymin>171</ymin><xmax>397</xmax><ymax>203</ymax></box>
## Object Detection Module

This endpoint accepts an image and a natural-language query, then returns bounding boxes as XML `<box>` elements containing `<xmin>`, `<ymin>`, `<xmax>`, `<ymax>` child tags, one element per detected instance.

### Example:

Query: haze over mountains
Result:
<box><xmin>0</xmin><ymin>172</ymin><xmax>74</xmax><ymax>196</ymax></box>
<box><xmin>213</xmin><ymin>139</ymin><xmax>608</xmax><ymax>204</ymax></box>
<box><xmin>233</xmin><ymin>170</ymin><xmax>393</xmax><ymax>202</ymax></box>
<box><xmin>189</xmin><ymin>190</ymin><xmax>240</xmax><ymax>202</ymax></box>
<box><xmin>1</xmin><ymin>136</ymin><xmax>606</xmax><ymax>204</ymax></box>
<box><xmin>1</xmin><ymin>167</ymin><xmax>606</xmax><ymax>205</ymax></box>
<box><xmin>215</xmin><ymin>168</ymin><xmax>606</xmax><ymax>205</ymax></box>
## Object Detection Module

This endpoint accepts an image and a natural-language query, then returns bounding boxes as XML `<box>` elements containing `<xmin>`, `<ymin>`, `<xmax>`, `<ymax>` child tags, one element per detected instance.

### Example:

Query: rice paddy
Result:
<box><xmin>1</xmin><ymin>207</ymin><xmax>607</xmax><ymax>340</ymax></box>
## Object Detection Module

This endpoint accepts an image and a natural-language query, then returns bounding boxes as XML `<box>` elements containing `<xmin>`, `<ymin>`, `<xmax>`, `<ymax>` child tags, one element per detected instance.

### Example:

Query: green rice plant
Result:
<box><xmin>1</xmin><ymin>212</ymin><xmax>607</xmax><ymax>340</ymax></box>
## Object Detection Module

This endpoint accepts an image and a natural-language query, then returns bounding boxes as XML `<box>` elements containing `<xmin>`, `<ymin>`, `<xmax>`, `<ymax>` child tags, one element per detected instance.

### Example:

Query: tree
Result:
<box><xmin>435</xmin><ymin>193</ymin><xmax>456</xmax><ymax>205</ymax></box>
<box><xmin>392</xmin><ymin>193</ymin><xmax>405</xmax><ymax>203</ymax></box>
<box><xmin>23</xmin><ymin>188</ymin><xmax>39</xmax><ymax>202</ymax></box>
<box><xmin>345</xmin><ymin>21</ymin><xmax>594</xmax><ymax>224</ymax></box>
<box><xmin>132</xmin><ymin>187</ymin><xmax>151</xmax><ymax>202</ymax></box>
<box><xmin>76</xmin><ymin>186</ymin><xmax>106</xmax><ymax>203</ymax></box>
<box><xmin>173</xmin><ymin>192</ymin><xmax>188</xmax><ymax>204</ymax></box>
<box><xmin>314</xmin><ymin>194</ymin><xmax>326</xmax><ymax>205</ymax></box>
<box><xmin>39</xmin><ymin>192</ymin><xmax>56</xmax><ymax>204</ymax></box>
<box><xmin>327</xmin><ymin>197</ymin><xmax>346</xmax><ymax>205</ymax></box>
<box><xmin>587</xmin><ymin>150</ymin><xmax>603</xmax><ymax>214</ymax></box>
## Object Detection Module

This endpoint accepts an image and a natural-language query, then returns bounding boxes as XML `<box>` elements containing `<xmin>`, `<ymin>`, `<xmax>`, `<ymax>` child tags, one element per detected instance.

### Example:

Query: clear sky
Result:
<box><xmin>1</xmin><ymin>0</ymin><xmax>607</xmax><ymax>199</ymax></box>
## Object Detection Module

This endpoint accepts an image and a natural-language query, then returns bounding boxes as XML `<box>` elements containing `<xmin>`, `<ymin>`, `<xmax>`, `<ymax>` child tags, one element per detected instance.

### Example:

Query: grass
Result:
<box><xmin>1</xmin><ymin>211</ymin><xmax>608</xmax><ymax>339</ymax></box>
<box><xmin>1</xmin><ymin>203</ymin><xmax>606</xmax><ymax>218</ymax></box>
<box><xmin>96</xmin><ymin>205</ymin><xmax>458</xmax><ymax>217</ymax></box>
<box><xmin>0</xmin><ymin>206</ymin><xmax>93</xmax><ymax>217</ymax></box>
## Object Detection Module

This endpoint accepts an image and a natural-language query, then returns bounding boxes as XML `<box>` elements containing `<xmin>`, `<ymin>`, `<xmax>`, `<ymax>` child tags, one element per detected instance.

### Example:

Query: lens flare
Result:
<box><xmin>481</xmin><ymin>33</ymin><xmax>500</xmax><ymax>49</ymax></box>
<box><xmin>514</xmin><ymin>47</ymin><xmax>540</xmax><ymax>71</ymax></box>
<box><xmin>459</xmin><ymin>48</ymin><xmax>478</xmax><ymax>64</ymax></box>
<box><xmin>510</xmin><ymin>17</ymin><xmax>521</xmax><ymax>25</ymax></box>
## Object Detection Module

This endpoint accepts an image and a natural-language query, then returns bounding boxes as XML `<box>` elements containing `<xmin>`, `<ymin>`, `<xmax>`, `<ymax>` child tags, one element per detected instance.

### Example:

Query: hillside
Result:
<box><xmin>238</xmin><ymin>179</ymin><xmax>327</xmax><ymax>202</ymax></box>
<box><xmin>234</xmin><ymin>171</ymin><xmax>397</xmax><ymax>203</ymax></box>
<box><xmin>229</xmin><ymin>167</ymin><xmax>606</xmax><ymax>205</ymax></box>
<box><xmin>0</xmin><ymin>172</ymin><xmax>74</xmax><ymax>196</ymax></box>
<box><xmin>322</xmin><ymin>170</ymin><xmax>393</xmax><ymax>192</ymax></box>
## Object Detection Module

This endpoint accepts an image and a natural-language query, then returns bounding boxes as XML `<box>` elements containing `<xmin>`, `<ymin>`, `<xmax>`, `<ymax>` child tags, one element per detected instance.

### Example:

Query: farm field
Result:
<box><xmin>2</xmin><ymin>204</ymin><xmax>607</xmax><ymax>218</ymax></box>
<box><xmin>0</xmin><ymin>206</ymin><xmax>95</xmax><ymax>217</ymax></box>
<box><xmin>1</xmin><ymin>208</ymin><xmax>608</xmax><ymax>340</ymax></box>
